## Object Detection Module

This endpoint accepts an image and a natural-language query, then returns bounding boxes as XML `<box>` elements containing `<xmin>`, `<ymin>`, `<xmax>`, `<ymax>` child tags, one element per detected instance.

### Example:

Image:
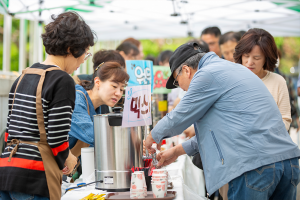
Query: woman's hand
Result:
<box><xmin>63</xmin><ymin>150</ymin><xmax>77</xmax><ymax>175</ymax></box>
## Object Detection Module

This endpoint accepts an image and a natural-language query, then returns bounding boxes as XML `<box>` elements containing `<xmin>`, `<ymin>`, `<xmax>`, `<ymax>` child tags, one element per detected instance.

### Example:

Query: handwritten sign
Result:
<box><xmin>153</xmin><ymin>65</ymin><xmax>172</xmax><ymax>94</ymax></box>
<box><xmin>126</xmin><ymin>60</ymin><xmax>154</xmax><ymax>92</ymax></box>
<box><xmin>122</xmin><ymin>85</ymin><xmax>152</xmax><ymax>127</ymax></box>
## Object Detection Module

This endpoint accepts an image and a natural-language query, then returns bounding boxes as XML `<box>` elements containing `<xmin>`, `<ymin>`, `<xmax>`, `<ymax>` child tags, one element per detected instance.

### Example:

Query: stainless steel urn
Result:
<box><xmin>94</xmin><ymin>107</ymin><xmax>144</xmax><ymax>192</ymax></box>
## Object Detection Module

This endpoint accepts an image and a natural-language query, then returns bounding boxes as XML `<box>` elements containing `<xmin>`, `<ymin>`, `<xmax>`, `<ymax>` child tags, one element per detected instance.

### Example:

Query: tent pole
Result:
<box><xmin>37</xmin><ymin>22</ymin><xmax>43</xmax><ymax>63</ymax></box>
<box><xmin>19</xmin><ymin>18</ymin><xmax>26</xmax><ymax>74</ymax></box>
<box><xmin>88</xmin><ymin>46</ymin><xmax>94</xmax><ymax>74</ymax></box>
<box><xmin>2</xmin><ymin>13</ymin><xmax>12</xmax><ymax>72</ymax></box>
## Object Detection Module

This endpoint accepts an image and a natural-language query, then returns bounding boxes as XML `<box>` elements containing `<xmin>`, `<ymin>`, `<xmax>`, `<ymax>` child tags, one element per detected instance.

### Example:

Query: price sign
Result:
<box><xmin>126</xmin><ymin>60</ymin><xmax>154</xmax><ymax>92</ymax></box>
<box><xmin>122</xmin><ymin>85</ymin><xmax>152</xmax><ymax>127</ymax></box>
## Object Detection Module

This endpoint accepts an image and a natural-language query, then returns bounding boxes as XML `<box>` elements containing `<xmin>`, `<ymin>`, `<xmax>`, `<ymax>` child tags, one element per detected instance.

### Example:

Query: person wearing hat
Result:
<box><xmin>145</xmin><ymin>42</ymin><xmax>300</xmax><ymax>200</ymax></box>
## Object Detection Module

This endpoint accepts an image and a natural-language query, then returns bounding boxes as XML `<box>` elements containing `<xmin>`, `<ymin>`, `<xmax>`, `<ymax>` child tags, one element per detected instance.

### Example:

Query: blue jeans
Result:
<box><xmin>228</xmin><ymin>158</ymin><xmax>300</xmax><ymax>200</ymax></box>
<box><xmin>0</xmin><ymin>191</ymin><xmax>49</xmax><ymax>200</ymax></box>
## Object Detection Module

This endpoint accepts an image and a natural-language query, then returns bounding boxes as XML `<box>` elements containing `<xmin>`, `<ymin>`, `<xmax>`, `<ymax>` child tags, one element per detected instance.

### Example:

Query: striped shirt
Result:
<box><xmin>0</xmin><ymin>63</ymin><xmax>75</xmax><ymax>198</ymax></box>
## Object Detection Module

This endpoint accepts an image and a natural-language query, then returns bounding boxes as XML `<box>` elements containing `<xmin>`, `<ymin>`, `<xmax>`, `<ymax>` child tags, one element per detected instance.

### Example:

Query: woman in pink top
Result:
<box><xmin>234</xmin><ymin>28</ymin><xmax>291</xmax><ymax>130</ymax></box>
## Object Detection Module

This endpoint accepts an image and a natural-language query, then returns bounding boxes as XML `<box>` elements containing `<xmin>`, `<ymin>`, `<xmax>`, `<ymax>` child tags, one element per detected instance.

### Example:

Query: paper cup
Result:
<box><xmin>134</xmin><ymin>171</ymin><xmax>147</xmax><ymax>196</ymax></box>
<box><xmin>152</xmin><ymin>169</ymin><xmax>167</xmax><ymax>175</ymax></box>
<box><xmin>152</xmin><ymin>174</ymin><xmax>167</xmax><ymax>179</ymax></box>
<box><xmin>152</xmin><ymin>178</ymin><xmax>167</xmax><ymax>182</ymax></box>
<box><xmin>131</xmin><ymin>173</ymin><xmax>144</xmax><ymax>190</ymax></box>
<box><xmin>130</xmin><ymin>191</ymin><xmax>145</xmax><ymax>199</ymax></box>
<box><xmin>151</xmin><ymin>183</ymin><xmax>166</xmax><ymax>198</ymax></box>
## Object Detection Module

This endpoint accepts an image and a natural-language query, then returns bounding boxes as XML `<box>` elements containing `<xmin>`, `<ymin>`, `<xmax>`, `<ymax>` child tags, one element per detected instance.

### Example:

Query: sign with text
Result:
<box><xmin>122</xmin><ymin>85</ymin><xmax>152</xmax><ymax>127</ymax></box>
<box><xmin>126</xmin><ymin>60</ymin><xmax>154</xmax><ymax>93</ymax></box>
<box><xmin>153</xmin><ymin>65</ymin><xmax>172</xmax><ymax>94</ymax></box>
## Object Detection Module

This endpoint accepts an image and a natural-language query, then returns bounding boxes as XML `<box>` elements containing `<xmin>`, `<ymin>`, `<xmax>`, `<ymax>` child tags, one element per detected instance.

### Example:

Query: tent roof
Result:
<box><xmin>5</xmin><ymin>0</ymin><xmax>300</xmax><ymax>40</ymax></box>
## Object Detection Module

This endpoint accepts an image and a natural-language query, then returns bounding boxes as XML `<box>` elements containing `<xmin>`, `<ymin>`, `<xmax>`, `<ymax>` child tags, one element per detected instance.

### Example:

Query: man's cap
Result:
<box><xmin>166</xmin><ymin>42</ymin><xmax>204</xmax><ymax>89</ymax></box>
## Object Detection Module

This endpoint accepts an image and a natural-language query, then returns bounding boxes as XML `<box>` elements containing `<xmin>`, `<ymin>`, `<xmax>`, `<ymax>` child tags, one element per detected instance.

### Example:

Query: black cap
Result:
<box><xmin>166</xmin><ymin>42</ymin><xmax>204</xmax><ymax>89</ymax></box>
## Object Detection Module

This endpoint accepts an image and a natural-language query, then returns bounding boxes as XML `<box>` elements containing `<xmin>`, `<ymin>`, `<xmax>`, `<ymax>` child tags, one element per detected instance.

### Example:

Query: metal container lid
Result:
<box><xmin>107</xmin><ymin>107</ymin><xmax>123</xmax><ymax>126</ymax></box>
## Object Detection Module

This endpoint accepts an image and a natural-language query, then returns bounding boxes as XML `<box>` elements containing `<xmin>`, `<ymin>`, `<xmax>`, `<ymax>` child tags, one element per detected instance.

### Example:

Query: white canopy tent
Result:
<box><xmin>4</xmin><ymin>0</ymin><xmax>300</xmax><ymax>39</ymax></box>
<box><xmin>0</xmin><ymin>0</ymin><xmax>299</xmax><ymax>73</ymax></box>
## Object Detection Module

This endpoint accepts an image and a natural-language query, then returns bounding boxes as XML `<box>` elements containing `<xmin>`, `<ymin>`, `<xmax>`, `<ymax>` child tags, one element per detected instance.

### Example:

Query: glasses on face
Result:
<box><xmin>173</xmin><ymin>67</ymin><xmax>183</xmax><ymax>87</ymax></box>
<box><xmin>84</xmin><ymin>52</ymin><xmax>92</xmax><ymax>61</ymax></box>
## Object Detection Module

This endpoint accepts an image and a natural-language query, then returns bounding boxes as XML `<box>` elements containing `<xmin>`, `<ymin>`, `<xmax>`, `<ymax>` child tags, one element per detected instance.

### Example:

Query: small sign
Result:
<box><xmin>104</xmin><ymin>176</ymin><xmax>114</xmax><ymax>184</ymax></box>
<box><xmin>126</xmin><ymin>60</ymin><xmax>154</xmax><ymax>92</ymax></box>
<box><xmin>122</xmin><ymin>85</ymin><xmax>152</xmax><ymax>127</ymax></box>
<box><xmin>153</xmin><ymin>65</ymin><xmax>172</xmax><ymax>94</ymax></box>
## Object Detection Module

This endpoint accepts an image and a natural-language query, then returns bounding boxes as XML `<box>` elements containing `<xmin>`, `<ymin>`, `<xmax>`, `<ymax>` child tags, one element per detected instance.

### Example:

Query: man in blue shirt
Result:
<box><xmin>145</xmin><ymin>42</ymin><xmax>300</xmax><ymax>200</ymax></box>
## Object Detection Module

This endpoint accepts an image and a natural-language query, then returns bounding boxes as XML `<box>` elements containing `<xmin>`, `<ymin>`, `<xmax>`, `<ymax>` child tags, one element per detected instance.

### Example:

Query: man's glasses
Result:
<box><xmin>173</xmin><ymin>67</ymin><xmax>183</xmax><ymax>87</ymax></box>
<box><xmin>84</xmin><ymin>52</ymin><xmax>92</xmax><ymax>61</ymax></box>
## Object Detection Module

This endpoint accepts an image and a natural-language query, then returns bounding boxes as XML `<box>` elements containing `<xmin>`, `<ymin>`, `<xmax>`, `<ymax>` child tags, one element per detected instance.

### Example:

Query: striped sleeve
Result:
<box><xmin>5</xmin><ymin>85</ymin><xmax>16</xmax><ymax>143</ymax></box>
<box><xmin>47</xmin><ymin>99</ymin><xmax>74</xmax><ymax>169</ymax></box>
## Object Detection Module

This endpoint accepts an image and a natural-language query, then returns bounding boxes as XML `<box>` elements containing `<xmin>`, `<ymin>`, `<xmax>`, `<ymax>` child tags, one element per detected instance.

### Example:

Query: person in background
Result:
<box><xmin>234</xmin><ymin>28</ymin><xmax>291</xmax><ymax>131</ymax></box>
<box><xmin>122</xmin><ymin>37</ymin><xmax>144</xmax><ymax>59</ymax></box>
<box><xmin>73</xmin><ymin>50</ymin><xmax>126</xmax><ymax>83</ymax></box>
<box><xmin>238</xmin><ymin>30</ymin><xmax>246</xmax><ymax>38</ymax></box>
<box><xmin>201</xmin><ymin>26</ymin><xmax>222</xmax><ymax>57</ymax></box>
<box><xmin>0</xmin><ymin>12</ymin><xmax>94</xmax><ymax>200</ymax></box>
<box><xmin>157</xmin><ymin>50</ymin><xmax>173</xmax><ymax>67</ymax></box>
<box><xmin>145</xmin><ymin>55</ymin><xmax>156</xmax><ymax>65</ymax></box>
<box><xmin>116</xmin><ymin>42</ymin><xmax>140</xmax><ymax>60</ymax></box>
<box><xmin>219</xmin><ymin>32</ymin><xmax>241</xmax><ymax>62</ymax></box>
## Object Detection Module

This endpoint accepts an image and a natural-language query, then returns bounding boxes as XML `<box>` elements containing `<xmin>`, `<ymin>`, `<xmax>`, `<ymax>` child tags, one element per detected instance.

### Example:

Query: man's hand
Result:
<box><xmin>145</xmin><ymin>132</ymin><xmax>161</xmax><ymax>154</ymax></box>
<box><xmin>156</xmin><ymin>144</ymin><xmax>186</xmax><ymax>167</ymax></box>
<box><xmin>63</xmin><ymin>150</ymin><xmax>77</xmax><ymax>175</ymax></box>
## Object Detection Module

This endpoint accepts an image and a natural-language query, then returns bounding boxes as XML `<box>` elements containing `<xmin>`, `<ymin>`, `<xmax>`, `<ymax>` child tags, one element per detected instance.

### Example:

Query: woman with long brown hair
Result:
<box><xmin>234</xmin><ymin>28</ymin><xmax>291</xmax><ymax>130</ymax></box>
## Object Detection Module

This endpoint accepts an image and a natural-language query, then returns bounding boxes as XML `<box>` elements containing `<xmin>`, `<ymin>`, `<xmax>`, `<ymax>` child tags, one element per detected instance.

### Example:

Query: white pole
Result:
<box><xmin>29</xmin><ymin>20</ymin><xmax>35</xmax><ymax>66</ymax></box>
<box><xmin>2</xmin><ymin>14</ymin><xmax>12</xmax><ymax>72</ymax></box>
<box><xmin>37</xmin><ymin>22</ymin><xmax>43</xmax><ymax>63</ymax></box>
<box><xmin>33</xmin><ymin>20</ymin><xmax>39</xmax><ymax>64</ymax></box>
<box><xmin>88</xmin><ymin>46</ymin><xmax>94</xmax><ymax>74</ymax></box>
<box><xmin>19</xmin><ymin>18</ymin><xmax>26</xmax><ymax>74</ymax></box>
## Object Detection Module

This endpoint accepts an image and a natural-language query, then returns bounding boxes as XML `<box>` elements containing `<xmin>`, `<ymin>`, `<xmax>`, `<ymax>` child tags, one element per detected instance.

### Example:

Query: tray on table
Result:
<box><xmin>106</xmin><ymin>191</ymin><xmax>176</xmax><ymax>199</ymax></box>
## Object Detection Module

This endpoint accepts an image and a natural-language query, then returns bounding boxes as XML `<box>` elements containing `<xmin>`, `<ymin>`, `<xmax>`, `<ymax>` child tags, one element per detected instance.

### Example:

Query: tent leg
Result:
<box><xmin>2</xmin><ymin>14</ymin><xmax>12</xmax><ymax>72</ymax></box>
<box><xmin>19</xmin><ymin>19</ymin><xmax>26</xmax><ymax>74</ymax></box>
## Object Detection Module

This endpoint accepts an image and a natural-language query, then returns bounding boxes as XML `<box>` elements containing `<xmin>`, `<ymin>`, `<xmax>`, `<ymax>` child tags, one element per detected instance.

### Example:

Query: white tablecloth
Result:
<box><xmin>61</xmin><ymin>155</ymin><xmax>206</xmax><ymax>200</ymax></box>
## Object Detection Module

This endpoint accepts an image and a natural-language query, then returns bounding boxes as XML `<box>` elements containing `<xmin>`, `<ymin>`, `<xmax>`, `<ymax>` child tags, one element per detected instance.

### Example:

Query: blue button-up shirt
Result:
<box><xmin>68</xmin><ymin>84</ymin><xmax>101</xmax><ymax>147</ymax></box>
<box><xmin>151</xmin><ymin>52</ymin><xmax>300</xmax><ymax>195</ymax></box>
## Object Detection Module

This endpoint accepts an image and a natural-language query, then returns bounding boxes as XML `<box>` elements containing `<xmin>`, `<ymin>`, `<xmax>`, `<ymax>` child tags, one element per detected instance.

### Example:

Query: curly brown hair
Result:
<box><xmin>42</xmin><ymin>12</ymin><xmax>95</xmax><ymax>58</ymax></box>
<box><xmin>233</xmin><ymin>28</ymin><xmax>278</xmax><ymax>72</ymax></box>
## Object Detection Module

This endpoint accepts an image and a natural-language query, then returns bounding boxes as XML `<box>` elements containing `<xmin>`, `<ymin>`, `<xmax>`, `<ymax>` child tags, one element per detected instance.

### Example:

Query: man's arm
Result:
<box><xmin>181</xmin><ymin>136</ymin><xmax>199</xmax><ymax>156</ymax></box>
<box><xmin>151</xmin><ymin>70</ymin><xmax>222</xmax><ymax>144</ymax></box>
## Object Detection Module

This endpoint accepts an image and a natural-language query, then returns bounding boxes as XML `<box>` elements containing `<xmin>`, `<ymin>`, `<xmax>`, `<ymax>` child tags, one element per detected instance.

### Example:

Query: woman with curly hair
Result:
<box><xmin>0</xmin><ymin>12</ymin><xmax>95</xmax><ymax>200</ymax></box>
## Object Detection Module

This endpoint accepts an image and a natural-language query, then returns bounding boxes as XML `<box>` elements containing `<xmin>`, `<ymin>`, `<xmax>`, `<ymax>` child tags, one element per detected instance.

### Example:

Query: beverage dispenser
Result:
<box><xmin>94</xmin><ymin>107</ymin><xmax>144</xmax><ymax>191</ymax></box>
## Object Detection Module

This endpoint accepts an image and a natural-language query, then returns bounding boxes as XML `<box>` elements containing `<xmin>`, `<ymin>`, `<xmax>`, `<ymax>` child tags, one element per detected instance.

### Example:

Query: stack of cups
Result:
<box><xmin>130</xmin><ymin>171</ymin><xmax>147</xmax><ymax>199</ymax></box>
<box><xmin>151</xmin><ymin>169</ymin><xmax>168</xmax><ymax>198</ymax></box>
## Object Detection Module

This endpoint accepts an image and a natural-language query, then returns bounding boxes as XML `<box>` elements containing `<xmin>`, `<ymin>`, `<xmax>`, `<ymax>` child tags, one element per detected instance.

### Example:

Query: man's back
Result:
<box><xmin>190</xmin><ymin>53</ymin><xmax>300</xmax><ymax>194</ymax></box>
<box><xmin>153</xmin><ymin>52</ymin><xmax>300</xmax><ymax>194</ymax></box>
